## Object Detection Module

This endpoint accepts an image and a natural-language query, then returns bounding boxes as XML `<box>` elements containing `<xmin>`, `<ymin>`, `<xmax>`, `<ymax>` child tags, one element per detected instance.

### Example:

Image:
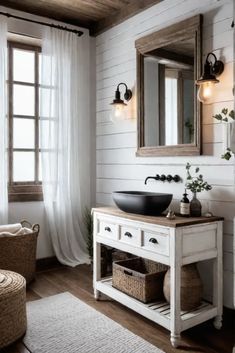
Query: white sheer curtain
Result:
<box><xmin>165</xmin><ymin>77</ymin><xmax>178</xmax><ymax>145</ymax></box>
<box><xmin>40</xmin><ymin>28</ymin><xmax>90</xmax><ymax>266</ymax></box>
<box><xmin>0</xmin><ymin>17</ymin><xmax>8</xmax><ymax>224</ymax></box>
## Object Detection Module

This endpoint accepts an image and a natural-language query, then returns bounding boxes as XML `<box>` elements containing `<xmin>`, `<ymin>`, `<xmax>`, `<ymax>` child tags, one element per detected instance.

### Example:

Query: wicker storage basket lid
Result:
<box><xmin>0</xmin><ymin>270</ymin><xmax>27</xmax><ymax>349</ymax></box>
<box><xmin>0</xmin><ymin>270</ymin><xmax>26</xmax><ymax>298</ymax></box>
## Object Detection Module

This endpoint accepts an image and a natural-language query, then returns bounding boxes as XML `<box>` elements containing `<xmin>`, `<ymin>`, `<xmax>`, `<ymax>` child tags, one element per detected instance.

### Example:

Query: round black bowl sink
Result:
<box><xmin>112</xmin><ymin>191</ymin><xmax>173</xmax><ymax>216</ymax></box>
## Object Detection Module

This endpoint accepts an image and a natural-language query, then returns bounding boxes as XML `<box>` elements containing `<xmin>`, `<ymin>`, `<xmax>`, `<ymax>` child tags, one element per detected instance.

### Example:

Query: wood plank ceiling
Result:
<box><xmin>0</xmin><ymin>0</ymin><xmax>163</xmax><ymax>36</ymax></box>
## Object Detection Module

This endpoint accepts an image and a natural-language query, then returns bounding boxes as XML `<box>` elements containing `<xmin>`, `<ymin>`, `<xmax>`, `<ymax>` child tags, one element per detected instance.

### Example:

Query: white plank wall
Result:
<box><xmin>95</xmin><ymin>0</ymin><xmax>234</xmax><ymax>308</ymax></box>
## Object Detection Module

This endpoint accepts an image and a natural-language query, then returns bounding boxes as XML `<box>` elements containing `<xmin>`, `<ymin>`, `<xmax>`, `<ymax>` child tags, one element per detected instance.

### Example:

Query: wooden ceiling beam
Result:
<box><xmin>0</xmin><ymin>0</ymin><xmax>165</xmax><ymax>36</ymax></box>
<box><xmin>0</xmin><ymin>1</ymin><xmax>94</xmax><ymax>29</ymax></box>
<box><xmin>91</xmin><ymin>0</ymin><xmax>164</xmax><ymax>36</ymax></box>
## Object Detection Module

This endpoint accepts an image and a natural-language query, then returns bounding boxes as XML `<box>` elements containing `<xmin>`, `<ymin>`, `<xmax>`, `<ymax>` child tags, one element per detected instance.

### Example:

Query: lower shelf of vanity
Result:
<box><xmin>96</xmin><ymin>277</ymin><xmax>217</xmax><ymax>332</ymax></box>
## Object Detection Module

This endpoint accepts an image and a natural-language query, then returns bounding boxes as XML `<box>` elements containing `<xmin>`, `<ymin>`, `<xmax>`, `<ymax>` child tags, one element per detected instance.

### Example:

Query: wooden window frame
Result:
<box><xmin>8</xmin><ymin>41</ymin><xmax>43</xmax><ymax>202</ymax></box>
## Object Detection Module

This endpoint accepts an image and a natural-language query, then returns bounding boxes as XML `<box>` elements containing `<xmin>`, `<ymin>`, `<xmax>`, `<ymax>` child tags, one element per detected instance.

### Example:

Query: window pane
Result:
<box><xmin>13</xmin><ymin>84</ymin><xmax>35</xmax><ymax>116</ymax></box>
<box><xmin>13</xmin><ymin>118</ymin><xmax>35</xmax><ymax>149</ymax></box>
<box><xmin>13</xmin><ymin>49</ymin><xmax>35</xmax><ymax>83</ymax></box>
<box><xmin>39</xmin><ymin>152</ymin><xmax>42</xmax><ymax>181</ymax></box>
<box><xmin>13</xmin><ymin>152</ymin><xmax>35</xmax><ymax>182</ymax></box>
<box><xmin>39</xmin><ymin>53</ymin><xmax>41</xmax><ymax>85</ymax></box>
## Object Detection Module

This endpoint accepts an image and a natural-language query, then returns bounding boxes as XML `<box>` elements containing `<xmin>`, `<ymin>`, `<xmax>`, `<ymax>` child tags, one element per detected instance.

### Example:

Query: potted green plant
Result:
<box><xmin>185</xmin><ymin>163</ymin><xmax>212</xmax><ymax>216</ymax></box>
<box><xmin>82</xmin><ymin>207</ymin><xmax>109</xmax><ymax>276</ymax></box>
<box><xmin>82</xmin><ymin>207</ymin><xmax>93</xmax><ymax>259</ymax></box>
<box><xmin>213</xmin><ymin>108</ymin><xmax>235</xmax><ymax>160</ymax></box>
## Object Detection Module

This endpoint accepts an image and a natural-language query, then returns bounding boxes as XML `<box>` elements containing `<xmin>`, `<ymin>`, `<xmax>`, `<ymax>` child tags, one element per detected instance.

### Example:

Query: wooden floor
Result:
<box><xmin>3</xmin><ymin>264</ymin><xmax>235</xmax><ymax>353</ymax></box>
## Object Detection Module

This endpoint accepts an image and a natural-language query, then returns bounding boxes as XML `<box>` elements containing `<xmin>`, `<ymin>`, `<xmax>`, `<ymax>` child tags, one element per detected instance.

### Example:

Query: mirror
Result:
<box><xmin>136</xmin><ymin>15</ymin><xmax>202</xmax><ymax>156</ymax></box>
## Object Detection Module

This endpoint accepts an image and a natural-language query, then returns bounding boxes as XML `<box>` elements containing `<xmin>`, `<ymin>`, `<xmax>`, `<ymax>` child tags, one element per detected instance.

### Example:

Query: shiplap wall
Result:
<box><xmin>96</xmin><ymin>0</ymin><xmax>234</xmax><ymax>308</ymax></box>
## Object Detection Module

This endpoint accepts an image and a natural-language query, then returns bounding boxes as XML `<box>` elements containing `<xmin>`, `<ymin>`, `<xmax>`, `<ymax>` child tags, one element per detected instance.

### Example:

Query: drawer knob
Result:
<box><xmin>105</xmin><ymin>226</ymin><xmax>111</xmax><ymax>232</ymax></box>
<box><xmin>149</xmin><ymin>237</ymin><xmax>158</xmax><ymax>244</ymax></box>
<box><xmin>124</xmin><ymin>231</ymin><xmax>132</xmax><ymax>238</ymax></box>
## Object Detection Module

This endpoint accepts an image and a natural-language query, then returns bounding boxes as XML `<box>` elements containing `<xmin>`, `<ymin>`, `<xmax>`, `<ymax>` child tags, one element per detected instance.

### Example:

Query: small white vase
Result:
<box><xmin>224</xmin><ymin>121</ymin><xmax>235</xmax><ymax>153</ymax></box>
<box><xmin>227</xmin><ymin>121</ymin><xmax>235</xmax><ymax>153</ymax></box>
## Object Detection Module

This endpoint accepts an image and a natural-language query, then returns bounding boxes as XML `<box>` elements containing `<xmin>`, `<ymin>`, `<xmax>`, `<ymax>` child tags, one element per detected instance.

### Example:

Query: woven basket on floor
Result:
<box><xmin>112</xmin><ymin>257</ymin><xmax>168</xmax><ymax>303</ymax></box>
<box><xmin>0</xmin><ymin>270</ymin><xmax>27</xmax><ymax>349</ymax></box>
<box><xmin>0</xmin><ymin>220</ymin><xmax>40</xmax><ymax>283</ymax></box>
<box><xmin>163</xmin><ymin>263</ymin><xmax>203</xmax><ymax>310</ymax></box>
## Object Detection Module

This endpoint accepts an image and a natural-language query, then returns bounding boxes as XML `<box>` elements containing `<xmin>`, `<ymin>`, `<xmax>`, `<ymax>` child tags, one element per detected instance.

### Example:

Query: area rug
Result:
<box><xmin>23</xmin><ymin>292</ymin><xmax>165</xmax><ymax>353</ymax></box>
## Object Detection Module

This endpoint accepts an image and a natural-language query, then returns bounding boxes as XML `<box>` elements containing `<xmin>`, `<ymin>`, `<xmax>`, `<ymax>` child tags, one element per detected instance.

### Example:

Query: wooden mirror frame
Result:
<box><xmin>135</xmin><ymin>15</ymin><xmax>202</xmax><ymax>157</ymax></box>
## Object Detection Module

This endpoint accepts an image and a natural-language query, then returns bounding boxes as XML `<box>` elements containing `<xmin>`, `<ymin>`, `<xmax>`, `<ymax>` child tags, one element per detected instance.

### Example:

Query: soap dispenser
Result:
<box><xmin>180</xmin><ymin>189</ymin><xmax>190</xmax><ymax>217</ymax></box>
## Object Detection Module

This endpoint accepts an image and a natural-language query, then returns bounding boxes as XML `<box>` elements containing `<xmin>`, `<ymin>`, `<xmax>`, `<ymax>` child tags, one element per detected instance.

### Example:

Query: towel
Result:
<box><xmin>15</xmin><ymin>227</ymin><xmax>32</xmax><ymax>235</ymax></box>
<box><xmin>0</xmin><ymin>223</ymin><xmax>22</xmax><ymax>233</ymax></box>
<box><xmin>0</xmin><ymin>223</ymin><xmax>33</xmax><ymax>237</ymax></box>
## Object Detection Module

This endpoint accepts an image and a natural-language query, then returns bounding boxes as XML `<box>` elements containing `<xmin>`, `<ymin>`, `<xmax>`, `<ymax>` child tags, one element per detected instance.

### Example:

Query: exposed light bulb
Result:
<box><xmin>110</xmin><ymin>103</ymin><xmax>126</xmax><ymax>123</ymax></box>
<box><xmin>197</xmin><ymin>82</ymin><xmax>214</xmax><ymax>103</ymax></box>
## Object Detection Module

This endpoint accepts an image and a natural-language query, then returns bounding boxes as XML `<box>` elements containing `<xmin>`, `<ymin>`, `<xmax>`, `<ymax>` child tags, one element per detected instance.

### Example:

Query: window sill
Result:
<box><xmin>8</xmin><ymin>184</ymin><xmax>43</xmax><ymax>202</ymax></box>
<box><xmin>9</xmin><ymin>193</ymin><xmax>43</xmax><ymax>202</ymax></box>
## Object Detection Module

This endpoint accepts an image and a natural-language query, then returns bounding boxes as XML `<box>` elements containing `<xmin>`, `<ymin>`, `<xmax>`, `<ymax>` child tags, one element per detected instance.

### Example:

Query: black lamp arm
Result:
<box><xmin>116</xmin><ymin>82</ymin><xmax>128</xmax><ymax>92</ymax></box>
<box><xmin>206</xmin><ymin>52</ymin><xmax>217</xmax><ymax>64</ymax></box>
<box><xmin>115</xmin><ymin>82</ymin><xmax>132</xmax><ymax>101</ymax></box>
<box><xmin>205</xmin><ymin>52</ymin><xmax>224</xmax><ymax>76</ymax></box>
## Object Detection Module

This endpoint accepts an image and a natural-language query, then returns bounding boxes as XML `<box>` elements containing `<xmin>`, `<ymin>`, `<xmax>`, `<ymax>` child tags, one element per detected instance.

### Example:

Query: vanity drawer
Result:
<box><xmin>99</xmin><ymin>220</ymin><xmax>119</xmax><ymax>240</ymax></box>
<box><xmin>120</xmin><ymin>226</ymin><xmax>141</xmax><ymax>246</ymax></box>
<box><xmin>142</xmin><ymin>231</ymin><xmax>169</xmax><ymax>256</ymax></box>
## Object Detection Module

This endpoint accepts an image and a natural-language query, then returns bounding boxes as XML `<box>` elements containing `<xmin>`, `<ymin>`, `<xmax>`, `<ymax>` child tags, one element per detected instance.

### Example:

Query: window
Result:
<box><xmin>8</xmin><ymin>42</ymin><xmax>42</xmax><ymax>202</ymax></box>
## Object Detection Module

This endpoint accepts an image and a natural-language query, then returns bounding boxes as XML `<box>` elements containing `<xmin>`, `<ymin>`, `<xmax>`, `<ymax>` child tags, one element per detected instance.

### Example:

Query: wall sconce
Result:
<box><xmin>196</xmin><ymin>52</ymin><xmax>224</xmax><ymax>103</ymax></box>
<box><xmin>110</xmin><ymin>83</ymin><xmax>132</xmax><ymax>122</ymax></box>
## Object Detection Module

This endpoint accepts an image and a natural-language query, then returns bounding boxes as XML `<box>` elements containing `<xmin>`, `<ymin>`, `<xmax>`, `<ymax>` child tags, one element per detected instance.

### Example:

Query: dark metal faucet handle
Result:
<box><xmin>173</xmin><ymin>175</ymin><xmax>180</xmax><ymax>182</ymax></box>
<box><xmin>166</xmin><ymin>175</ymin><xmax>173</xmax><ymax>182</ymax></box>
<box><xmin>160</xmin><ymin>174</ymin><xmax>166</xmax><ymax>181</ymax></box>
<box><xmin>155</xmin><ymin>174</ymin><xmax>160</xmax><ymax>180</ymax></box>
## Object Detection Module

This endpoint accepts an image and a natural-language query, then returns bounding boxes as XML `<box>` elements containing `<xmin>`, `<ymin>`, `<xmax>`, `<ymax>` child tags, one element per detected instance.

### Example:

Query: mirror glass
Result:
<box><xmin>136</xmin><ymin>15</ymin><xmax>202</xmax><ymax>156</ymax></box>
<box><xmin>144</xmin><ymin>39</ymin><xmax>194</xmax><ymax>147</ymax></box>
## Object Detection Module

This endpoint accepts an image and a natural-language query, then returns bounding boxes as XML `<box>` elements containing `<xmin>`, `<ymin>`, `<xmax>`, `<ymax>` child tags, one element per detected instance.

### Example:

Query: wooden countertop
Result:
<box><xmin>92</xmin><ymin>207</ymin><xmax>223</xmax><ymax>228</ymax></box>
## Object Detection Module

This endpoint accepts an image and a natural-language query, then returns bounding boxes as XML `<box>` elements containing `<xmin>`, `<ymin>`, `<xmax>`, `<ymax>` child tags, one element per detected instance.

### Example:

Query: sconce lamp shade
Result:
<box><xmin>110</xmin><ymin>102</ymin><xmax>127</xmax><ymax>121</ymax></box>
<box><xmin>197</xmin><ymin>81</ymin><xmax>215</xmax><ymax>103</ymax></box>
<box><xmin>196</xmin><ymin>52</ymin><xmax>224</xmax><ymax>103</ymax></box>
<box><xmin>110</xmin><ymin>83</ymin><xmax>132</xmax><ymax>122</ymax></box>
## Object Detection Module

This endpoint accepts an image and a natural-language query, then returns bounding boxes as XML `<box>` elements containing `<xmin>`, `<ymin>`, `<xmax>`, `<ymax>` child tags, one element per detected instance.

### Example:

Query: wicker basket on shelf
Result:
<box><xmin>0</xmin><ymin>220</ymin><xmax>40</xmax><ymax>284</ymax></box>
<box><xmin>112</xmin><ymin>257</ymin><xmax>168</xmax><ymax>303</ymax></box>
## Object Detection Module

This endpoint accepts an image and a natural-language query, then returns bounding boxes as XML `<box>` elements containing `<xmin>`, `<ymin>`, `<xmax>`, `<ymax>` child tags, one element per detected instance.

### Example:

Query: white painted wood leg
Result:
<box><xmin>93</xmin><ymin>215</ymin><xmax>101</xmax><ymax>300</ymax></box>
<box><xmin>213</xmin><ymin>315</ymin><xmax>222</xmax><ymax>330</ymax></box>
<box><xmin>213</xmin><ymin>221</ymin><xmax>223</xmax><ymax>330</ymax></box>
<box><xmin>170</xmin><ymin>228</ymin><xmax>182</xmax><ymax>348</ymax></box>
<box><xmin>94</xmin><ymin>288</ymin><xmax>101</xmax><ymax>300</ymax></box>
<box><xmin>170</xmin><ymin>334</ymin><xmax>181</xmax><ymax>348</ymax></box>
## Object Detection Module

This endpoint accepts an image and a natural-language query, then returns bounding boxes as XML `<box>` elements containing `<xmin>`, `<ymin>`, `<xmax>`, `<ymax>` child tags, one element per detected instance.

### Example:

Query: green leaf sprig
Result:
<box><xmin>185</xmin><ymin>163</ymin><xmax>212</xmax><ymax>194</ymax></box>
<box><xmin>213</xmin><ymin>108</ymin><xmax>235</xmax><ymax>160</ymax></box>
<box><xmin>213</xmin><ymin>108</ymin><xmax>235</xmax><ymax>122</ymax></box>
<box><xmin>221</xmin><ymin>148</ymin><xmax>233</xmax><ymax>161</ymax></box>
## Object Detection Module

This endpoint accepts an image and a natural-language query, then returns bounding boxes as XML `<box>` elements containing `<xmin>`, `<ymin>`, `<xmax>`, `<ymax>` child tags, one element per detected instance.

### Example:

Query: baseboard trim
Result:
<box><xmin>36</xmin><ymin>256</ymin><xmax>62</xmax><ymax>272</ymax></box>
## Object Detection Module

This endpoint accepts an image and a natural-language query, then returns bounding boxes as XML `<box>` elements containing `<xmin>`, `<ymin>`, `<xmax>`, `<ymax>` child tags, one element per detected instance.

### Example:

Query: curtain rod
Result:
<box><xmin>0</xmin><ymin>11</ymin><xmax>83</xmax><ymax>36</ymax></box>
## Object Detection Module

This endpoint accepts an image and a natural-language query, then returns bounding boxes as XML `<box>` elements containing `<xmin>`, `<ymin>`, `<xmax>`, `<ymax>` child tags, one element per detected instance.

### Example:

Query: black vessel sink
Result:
<box><xmin>112</xmin><ymin>191</ymin><xmax>173</xmax><ymax>216</ymax></box>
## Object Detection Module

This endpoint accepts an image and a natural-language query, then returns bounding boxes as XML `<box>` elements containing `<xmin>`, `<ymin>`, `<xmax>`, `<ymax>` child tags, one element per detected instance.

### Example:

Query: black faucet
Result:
<box><xmin>144</xmin><ymin>175</ymin><xmax>160</xmax><ymax>184</ymax></box>
<box><xmin>145</xmin><ymin>174</ymin><xmax>180</xmax><ymax>184</ymax></box>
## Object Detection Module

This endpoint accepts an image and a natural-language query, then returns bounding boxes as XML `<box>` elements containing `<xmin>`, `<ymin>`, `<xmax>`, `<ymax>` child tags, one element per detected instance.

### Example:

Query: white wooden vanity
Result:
<box><xmin>92</xmin><ymin>207</ymin><xmax>223</xmax><ymax>348</ymax></box>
